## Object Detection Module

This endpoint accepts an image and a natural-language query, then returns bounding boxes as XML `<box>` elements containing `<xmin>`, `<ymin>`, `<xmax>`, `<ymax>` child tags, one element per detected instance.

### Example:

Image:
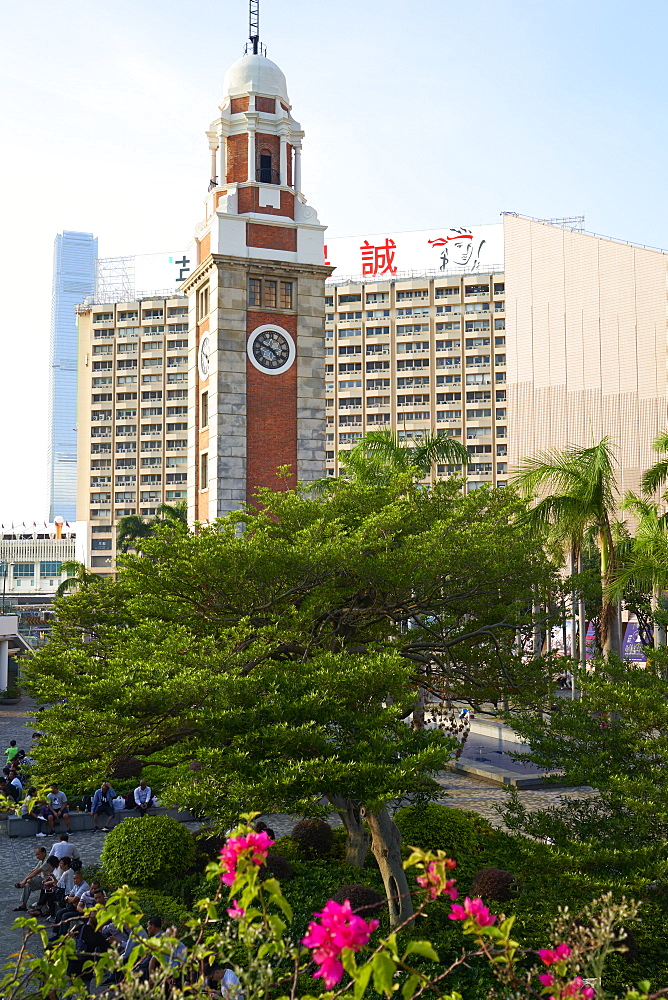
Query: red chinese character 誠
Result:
<box><xmin>360</xmin><ymin>239</ymin><xmax>397</xmax><ymax>277</ymax></box>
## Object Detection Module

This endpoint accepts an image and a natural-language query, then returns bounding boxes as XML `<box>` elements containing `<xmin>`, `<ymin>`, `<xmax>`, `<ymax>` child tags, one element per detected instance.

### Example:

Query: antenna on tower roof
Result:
<box><xmin>244</xmin><ymin>0</ymin><xmax>266</xmax><ymax>55</ymax></box>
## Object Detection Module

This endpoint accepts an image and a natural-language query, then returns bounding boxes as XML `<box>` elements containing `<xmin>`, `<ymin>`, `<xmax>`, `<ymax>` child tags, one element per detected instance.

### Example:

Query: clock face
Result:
<box><xmin>247</xmin><ymin>325</ymin><xmax>296</xmax><ymax>375</ymax></box>
<box><xmin>198</xmin><ymin>334</ymin><xmax>211</xmax><ymax>379</ymax></box>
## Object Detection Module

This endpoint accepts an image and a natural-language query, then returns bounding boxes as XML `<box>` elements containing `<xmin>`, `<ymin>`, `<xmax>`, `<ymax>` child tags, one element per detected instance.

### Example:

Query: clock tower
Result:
<box><xmin>183</xmin><ymin>17</ymin><xmax>331</xmax><ymax>522</ymax></box>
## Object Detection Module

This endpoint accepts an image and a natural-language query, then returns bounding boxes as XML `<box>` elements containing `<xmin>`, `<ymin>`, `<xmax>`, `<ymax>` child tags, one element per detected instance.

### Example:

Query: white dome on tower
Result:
<box><xmin>223</xmin><ymin>53</ymin><xmax>290</xmax><ymax>105</ymax></box>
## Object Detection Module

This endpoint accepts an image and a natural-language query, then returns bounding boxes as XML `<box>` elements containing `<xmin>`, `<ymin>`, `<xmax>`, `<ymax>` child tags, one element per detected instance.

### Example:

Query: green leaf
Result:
<box><xmin>403</xmin><ymin>940</ymin><xmax>439</xmax><ymax>962</ymax></box>
<box><xmin>372</xmin><ymin>951</ymin><xmax>397</xmax><ymax>996</ymax></box>
<box><xmin>401</xmin><ymin>974</ymin><xmax>422</xmax><ymax>1000</ymax></box>
<box><xmin>353</xmin><ymin>962</ymin><xmax>374</xmax><ymax>1000</ymax></box>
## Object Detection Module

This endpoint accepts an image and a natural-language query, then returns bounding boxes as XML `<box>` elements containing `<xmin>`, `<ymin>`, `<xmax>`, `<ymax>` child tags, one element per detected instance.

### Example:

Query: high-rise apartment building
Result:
<box><xmin>48</xmin><ymin>231</ymin><xmax>97</xmax><ymax>521</ymax></box>
<box><xmin>75</xmin><ymin>294</ymin><xmax>189</xmax><ymax>572</ymax></box>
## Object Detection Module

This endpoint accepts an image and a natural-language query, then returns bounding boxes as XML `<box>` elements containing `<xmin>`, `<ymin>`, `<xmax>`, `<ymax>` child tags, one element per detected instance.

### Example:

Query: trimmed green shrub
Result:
<box><xmin>130</xmin><ymin>888</ymin><xmax>190</xmax><ymax>929</ymax></box>
<box><xmin>394</xmin><ymin>803</ymin><xmax>490</xmax><ymax>863</ymax></box>
<box><xmin>101</xmin><ymin>815</ymin><xmax>196</xmax><ymax>887</ymax></box>
<box><xmin>469</xmin><ymin>867</ymin><xmax>521</xmax><ymax>902</ymax></box>
<box><xmin>291</xmin><ymin>819</ymin><xmax>334</xmax><ymax>858</ymax></box>
<box><xmin>331</xmin><ymin>883</ymin><xmax>385</xmax><ymax>917</ymax></box>
<box><xmin>261</xmin><ymin>853</ymin><xmax>295</xmax><ymax>882</ymax></box>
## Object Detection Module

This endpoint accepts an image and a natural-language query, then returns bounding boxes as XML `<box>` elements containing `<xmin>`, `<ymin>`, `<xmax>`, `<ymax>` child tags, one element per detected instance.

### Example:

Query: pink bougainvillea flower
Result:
<box><xmin>220</xmin><ymin>831</ymin><xmax>274</xmax><ymax>885</ymax></box>
<box><xmin>538</xmin><ymin>943</ymin><xmax>571</xmax><ymax>966</ymax></box>
<box><xmin>416</xmin><ymin>860</ymin><xmax>458</xmax><ymax>900</ymax></box>
<box><xmin>448</xmin><ymin>897</ymin><xmax>496</xmax><ymax>927</ymax></box>
<box><xmin>538</xmin><ymin>972</ymin><xmax>555</xmax><ymax>987</ymax></box>
<box><xmin>302</xmin><ymin>898</ymin><xmax>379</xmax><ymax>989</ymax></box>
<box><xmin>559</xmin><ymin>977</ymin><xmax>595</xmax><ymax>999</ymax></box>
<box><xmin>226</xmin><ymin>899</ymin><xmax>245</xmax><ymax>919</ymax></box>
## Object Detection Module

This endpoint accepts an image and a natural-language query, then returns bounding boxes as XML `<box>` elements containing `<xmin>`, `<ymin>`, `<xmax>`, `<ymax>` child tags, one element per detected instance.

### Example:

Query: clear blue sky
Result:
<box><xmin>1</xmin><ymin>0</ymin><xmax>667</xmax><ymax>521</ymax></box>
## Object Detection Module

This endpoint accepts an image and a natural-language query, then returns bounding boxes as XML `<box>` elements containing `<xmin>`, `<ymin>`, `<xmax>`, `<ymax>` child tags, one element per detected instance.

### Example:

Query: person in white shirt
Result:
<box><xmin>44</xmin><ymin>858</ymin><xmax>74</xmax><ymax>919</ymax></box>
<box><xmin>50</xmin><ymin>834</ymin><xmax>80</xmax><ymax>862</ymax></box>
<box><xmin>133</xmin><ymin>779</ymin><xmax>154</xmax><ymax>816</ymax></box>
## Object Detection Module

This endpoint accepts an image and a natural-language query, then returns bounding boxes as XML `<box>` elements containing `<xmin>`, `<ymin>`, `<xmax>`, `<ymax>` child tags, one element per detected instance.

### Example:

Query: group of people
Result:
<box><xmin>1</xmin><ymin>737</ymin><xmax>158</xmax><ymax>836</ymax></box>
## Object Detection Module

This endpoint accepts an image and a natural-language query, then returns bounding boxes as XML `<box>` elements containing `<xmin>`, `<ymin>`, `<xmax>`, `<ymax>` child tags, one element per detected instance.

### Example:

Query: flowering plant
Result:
<box><xmin>0</xmin><ymin>817</ymin><xmax>661</xmax><ymax>1000</ymax></box>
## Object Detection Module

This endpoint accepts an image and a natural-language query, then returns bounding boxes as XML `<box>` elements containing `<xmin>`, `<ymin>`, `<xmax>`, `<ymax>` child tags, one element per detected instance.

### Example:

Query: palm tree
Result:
<box><xmin>641</xmin><ymin>431</ymin><xmax>668</xmax><ymax>497</ymax></box>
<box><xmin>512</xmin><ymin>438</ymin><xmax>623</xmax><ymax>657</ymax></box>
<box><xmin>333</xmin><ymin>429</ymin><xmax>469</xmax><ymax>487</ymax></box>
<box><xmin>55</xmin><ymin>561</ymin><xmax>99</xmax><ymax>598</ymax></box>
<box><xmin>611</xmin><ymin>493</ymin><xmax>668</xmax><ymax>647</ymax></box>
<box><xmin>116</xmin><ymin>514</ymin><xmax>153</xmax><ymax>553</ymax></box>
<box><xmin>117</xmin><ymin>501</ymin><xmax>188</xmax><ymax>553</ymax></box>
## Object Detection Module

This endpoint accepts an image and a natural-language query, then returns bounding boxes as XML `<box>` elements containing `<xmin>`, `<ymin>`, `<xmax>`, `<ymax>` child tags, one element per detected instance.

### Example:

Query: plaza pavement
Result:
<box><xmin>0</xmin><ymin>698</ymin><xmax>596</xmax><ymax>964</ymax></box>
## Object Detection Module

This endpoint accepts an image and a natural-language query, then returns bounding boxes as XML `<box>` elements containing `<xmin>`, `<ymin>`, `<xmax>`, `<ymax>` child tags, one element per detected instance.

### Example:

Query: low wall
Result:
<box><xmin>5</xmin><ymin>806</ymin><xmax>194</xmax><ymax>838</ymax></box>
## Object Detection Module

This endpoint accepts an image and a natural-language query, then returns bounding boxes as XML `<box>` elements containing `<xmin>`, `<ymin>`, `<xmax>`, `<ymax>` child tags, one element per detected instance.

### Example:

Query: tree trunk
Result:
<box><xmin>361</xmin><ymin>806</ymin><xmax>414</xmax><ymax>928</ymax></box>
<box><xmin>578</xmin><ymin>553</ymin><xmax>587</xmax><ymax>671</ymax></box>
<box><xmin>412</xmin><ymin>683</ymin><xmax>426</xmax><ymax>730</ymax></box>
<box><xmin>326</xmin><ymin>795</ymin><xmax>370</xmax><ymax>866</ymax></box>
<box><xmin>599</xmin><ymin>527</ymin><xmax>623</xmax><ymax>658</ymax></box>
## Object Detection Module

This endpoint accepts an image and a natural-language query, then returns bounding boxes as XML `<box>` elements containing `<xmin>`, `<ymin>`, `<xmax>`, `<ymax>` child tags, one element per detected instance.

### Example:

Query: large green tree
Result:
<box><xmin>27</xmin><ymin>476</ymin><xmax>555</xmax><ymax>925</ymax></box>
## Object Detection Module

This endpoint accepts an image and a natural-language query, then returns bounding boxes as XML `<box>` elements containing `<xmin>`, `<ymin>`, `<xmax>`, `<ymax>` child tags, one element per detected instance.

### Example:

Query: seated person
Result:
<box><xmin>46</xmin><ymin>784</ymin><xmax>71</xmax><ymax>833</ymax></box>
<box><xmin>133</xmin><ymin>779</ymin><xmax>154</xmax><ymax>816</ymax></box>
<box><xmin>91</xmin><ymin>780</ymin><xmax>117</xmax><ymax>832</ymax></box>
<box><xmin>0</xmin><ymin>775</ymin><xmax>20</xmax><ymax>804</ymax></box>
<box><xmin>49</xmin><ymin>871</ymin><xmax>90</xmax><ymax>939</ymax></box>
<box><xmin>13</xmin><ymin>847</ymin><xmax>54</xmax><ymax>911</ymax></box>
<box><xmin>50</xmin><ymin>833</ymin><xmax>81</xmax><ymax>863</ymax></box>
<box><xmin>133</xmin><ymin>916</ymin><xmax>162</xmax><ymax>981</ymax></box>
<box><xmin>77</xmin><ymin>884</ymin><xmax>106</xmax><ymax>913</ymax></box>
<box><xmin>67</xmin><ymin>911</ymin><xmax>109</xmax><ymax>984</ymax></box>
<box><xmin>21</xmin><ymin>788</ymin><xmax>50</xmax><ymax>828</ymax></box>
<box><xmin>44</xmin><ymin>857</ymin><xmax>75</xmax><ymax>918</ymax></box>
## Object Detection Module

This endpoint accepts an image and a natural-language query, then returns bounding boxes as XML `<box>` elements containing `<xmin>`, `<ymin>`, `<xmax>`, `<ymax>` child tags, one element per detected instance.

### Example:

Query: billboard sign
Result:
<box><xmin>622</xmin><ymin>619</ymin><xmax>647</xmax><ymax>663</ymax></box>
<box><xmin>324</xmin><ymin>224</ymin><xmax>504</xmax><ymax>280</ymax></box>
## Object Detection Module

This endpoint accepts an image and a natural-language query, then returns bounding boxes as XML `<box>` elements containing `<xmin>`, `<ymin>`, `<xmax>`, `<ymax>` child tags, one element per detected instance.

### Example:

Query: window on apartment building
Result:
<box><xmin>143</xmin><ymin>374</ymin><xmax>162</xmax><ymax>383</ymax></box>
<box><xmin>200</xmin><ymin>452</ymin><xmax>208</xmax><ymax>489</ymax></box>
<box><xmin>493</xmin><ymin>283</ymin><xmax>505</xmax><ymax>294</ymax></box>
<box><xmin>167</xmin><ymin>339</ymin><xmax>188</xmax><ymax>349</ymax></box>
<box><xmin>141</xmin><ymin>407</ymin><xmax>162</xmax><ymax>417</ymax></box>
<box><xmin>339</xmin><ymin>294</ymin><xmax>362</xmax><ymax>303</ymax></box>
<box><xmin>142</xmin><ymin>456</ymin><xmax>162</xmax><ymax>467</ymax></box>
<box><xmin>435</xmin><ymin>287</ymin><xmax>459</xmax><ymax>298</ymax></box>
<box><xmin>465</xmin><ymin>284</ymin><xmax>489</xmax><ymax>295</ymax></box>
<box><xmin>118</xmin><ymin>310</ymin><xmax>139</xmax><ymax>321</ymax></box>
<box><xmin>117</xmin><ymin>343</ymin><xmax>138</xmax><ymax>355</ymax></box>
<box><xmin>396</xmin><ymin>290</ymin><xmax>428</xmax><ymax>300</ymax></box>
<box><xmin>167</xmin><ymin>406</ymin><xmax>187</xmax><ymax>415</ymax></box>
<box><xmin>92</xmin><ymin>360</ymin><xmax>113</xmax><ymax>370</ymax></box>
<box><xmin>40</xmin><ymin>562</ymin><xmax>61</xmax><ymax>577</ymax></box>
<box><xmin>117</xmin><ymin>392</ymin><xmax>137</xmax><ymax>401</ymax></box>
<box><xmin>143</xmin><ymin>308</ymin><xmax>164</xmax><ymax>320</ymax></box>
<box><xmin>91</xmin><ymin>539</ymin><xmax>112</xmax><ymax>550</ymax></box>
<box><xmin>117</xmin><ymin>376</ymin><xmax>137</xmax><ymax>384</ymax></box>
<box><xmin>116</xmin><ymin>458</ymin><xmax>136</xmax><ymax>468</ymax></box>
<box><xmin>117</xmin><ymin>359</ymin><xmax>138</xmax><ymax>369</ymax></box>
<box><xmin>92</xmin><ymin>344</ymin><xmax>113</xmax><ymax>355</ymax></box>
<box><xmin>365</xmin><ymin>292</ymin><xmax>388</xmax><ymax>304</ymax></box>
<box><xmin>93</xmin><ymin>313</ymin><xmax>113</xmax><ymax>322</ymax></box>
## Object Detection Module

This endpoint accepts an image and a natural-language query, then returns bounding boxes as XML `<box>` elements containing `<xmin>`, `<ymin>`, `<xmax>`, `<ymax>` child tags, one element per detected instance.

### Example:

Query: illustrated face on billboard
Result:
<box><xmin>428</xmin><ymin>229</ymin><xmax>486</xmax><ymax>271</ymax></box>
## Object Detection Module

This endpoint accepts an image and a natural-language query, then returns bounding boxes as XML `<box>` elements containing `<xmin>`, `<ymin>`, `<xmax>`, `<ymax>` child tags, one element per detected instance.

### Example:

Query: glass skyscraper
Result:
<box><xmin>47</xmin><ymin>231</ymin><xmax>98</xmax><ymax>521</ymax></box>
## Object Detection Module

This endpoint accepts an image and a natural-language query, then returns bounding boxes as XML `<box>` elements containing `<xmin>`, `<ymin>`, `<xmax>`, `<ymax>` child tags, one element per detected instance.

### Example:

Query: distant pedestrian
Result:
<box><xmin>5</xmin><ymin>739</ymin><xmax>19</xmax><ymax>764</ymax></box>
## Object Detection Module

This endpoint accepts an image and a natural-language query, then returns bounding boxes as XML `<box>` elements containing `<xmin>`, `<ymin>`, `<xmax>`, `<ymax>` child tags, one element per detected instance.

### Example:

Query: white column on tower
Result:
<box><xmin>294</xmin><ymin>143</ymin><xmax>302</xmax><ymax>192</ymax></box>
<box><xmin>218</xmin><ymin>125</ymin><xmax>227</xmax><ymax>185</ymax></box>
<box><xmin>279</xmin><ymin>133</ymin><xmax>287</xmax><ymax>185</ymax></box>
<box><xmin>246</xmin><ymin>113</ymin><xmax>258</xmax><ymax>183</ymax></box>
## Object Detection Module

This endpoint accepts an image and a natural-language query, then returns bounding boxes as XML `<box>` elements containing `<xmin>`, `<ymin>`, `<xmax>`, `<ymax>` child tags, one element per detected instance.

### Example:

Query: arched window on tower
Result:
<box><xmin>257</xmin><ymin>148</ymin><xmax>279</xmax><ymax>184</ymax></box>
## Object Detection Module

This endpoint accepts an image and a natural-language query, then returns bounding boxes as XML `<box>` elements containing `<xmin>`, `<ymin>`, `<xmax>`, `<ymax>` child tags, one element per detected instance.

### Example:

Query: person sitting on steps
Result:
<box><xmin>91</xmin><ymin>781</ymin><xmax>117</xmax><ymax>831</ymax></box>
<box><xmin>13</xmin><ymin>847</ymin><xmax>54</xmax><ymax>911</ymax></box>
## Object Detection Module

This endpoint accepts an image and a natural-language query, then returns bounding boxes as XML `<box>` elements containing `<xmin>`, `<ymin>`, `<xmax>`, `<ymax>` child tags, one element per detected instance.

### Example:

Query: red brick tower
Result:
<box><xmin>184</xmin><ymin>23</ymin><xmax>331</xmax><ymax>522</ymax></box>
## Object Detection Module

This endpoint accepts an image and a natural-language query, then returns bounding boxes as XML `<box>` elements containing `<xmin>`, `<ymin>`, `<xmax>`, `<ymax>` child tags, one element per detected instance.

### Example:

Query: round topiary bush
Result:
<box><xmin>260</xmin><ymin>853</ymin><xmax>295</xmax><ymax>882</ymax></box>
<box><xmin>470</xmin><ymin>867</ymin><xmax>521</xmax><ymax>903</ymax></box>
<box><xmin>101</xmin><ymin>816</ymin><xmax>196</xmax><ymax>887</ymax></box>
<box><xmin>394</xmin><ymin>803</ymin><xmax>485</xmax><ymax>862</ymax></box>
<box><xmin>332</xmin><ymin>883</ymin><xmax>385</xmax><ymax>917</ymax></box>
<box><xmin>291</xmin><ymin>819</ymin><xmax>334</xmax><ymax>858</ymax></box>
